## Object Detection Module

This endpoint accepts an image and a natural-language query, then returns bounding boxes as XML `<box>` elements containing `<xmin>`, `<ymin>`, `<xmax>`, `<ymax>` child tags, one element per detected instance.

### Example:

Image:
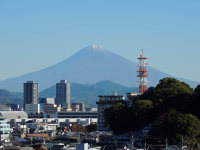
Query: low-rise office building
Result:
<box><xmin>39</xmin><ymin>98</ymin><xmax>56</xmax><ymax>113</ymax></box>
<box><xmin>43</xmin><ymin>104</ymin><xmax>61</xmax><ymax>118</ymax></box>
<box><xmin>85</xmin><ymin>107</ymin><xmax>97</xmax><ymax>112</ymax></box>
<box><xmin>25</xmin><ymin>104</ymin><xmax>40</xmax><ymax>115</ymax></box>
<box><xmin>96</xmin><ymin>95</ymin><xmax>125</xmax><ymax>131</ymax></box>
<box><xmin>0</xmin><ymin>118</ymin><xmax>10</xmax><ymax>141</ymax></box>
<box><xmin>57</xmin><ymin>111</ymin><xmax>97</xmax><ymax>119</ymax></box>
<box><xmin>71</xmin><ymin>103</ymin><xmax>86</xmax><ymax>112</ymax></box>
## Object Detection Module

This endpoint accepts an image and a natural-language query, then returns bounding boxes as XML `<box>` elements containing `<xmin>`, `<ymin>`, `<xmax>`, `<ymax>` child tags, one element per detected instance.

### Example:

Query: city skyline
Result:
<box><xmin>0</xmin><ymin>0</ymin><xmax>200</xmax><ymax>82</ymax></box>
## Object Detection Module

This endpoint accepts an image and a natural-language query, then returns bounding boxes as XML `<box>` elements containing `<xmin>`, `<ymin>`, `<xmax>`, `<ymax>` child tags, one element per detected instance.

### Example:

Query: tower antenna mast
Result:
<box><xmin>137</xmin><ymin>49</ymin><xmax>149</xmax><ymax>93</ymax></box>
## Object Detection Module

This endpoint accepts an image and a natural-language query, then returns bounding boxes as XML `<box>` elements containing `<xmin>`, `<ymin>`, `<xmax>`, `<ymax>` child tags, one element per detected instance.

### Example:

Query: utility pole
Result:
<box><xmin>130</xmin><ymin>135</ymin><xmax>134</xmax><ymax>150</ymax></box>
<box><xmin>165</xmin><ymin>138</ymin><xmax>168</xmax><ymax>150</ymax></box>
<box><xmin>181</xmin><ymin>136</ymin><xmax>183</xmax><ymax>150</ymax></box>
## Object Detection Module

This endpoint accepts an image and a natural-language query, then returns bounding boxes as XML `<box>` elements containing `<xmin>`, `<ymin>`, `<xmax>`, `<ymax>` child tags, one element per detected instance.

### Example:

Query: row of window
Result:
<box><xmin>58</xmin><ymin>116</ymin><xmax>97</xmax><ymax>118</ymax></box>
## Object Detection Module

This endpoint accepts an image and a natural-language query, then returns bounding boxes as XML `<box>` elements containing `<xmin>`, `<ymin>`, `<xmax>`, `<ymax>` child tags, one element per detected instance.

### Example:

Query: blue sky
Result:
<box><xmin>0</xmin><ymin>0</ymin><xmax>200</xmax><ymax>82</ymax></box>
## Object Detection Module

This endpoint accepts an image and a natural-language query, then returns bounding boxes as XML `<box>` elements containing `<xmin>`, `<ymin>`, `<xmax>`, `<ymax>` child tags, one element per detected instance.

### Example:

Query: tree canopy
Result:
<box><xmin>104</xmin><ymin>102</ymin><xmax>131</xmax><ymax>134</ymax></box>
<box><xmin>104</xmin><ymin>77</ymin><xmax>200</xmax><ymax>145</ymax></box>
<box><xmin>150</xmin><ymin>109</ymin><xmax>200</xmax><ymax>142</ymax></box>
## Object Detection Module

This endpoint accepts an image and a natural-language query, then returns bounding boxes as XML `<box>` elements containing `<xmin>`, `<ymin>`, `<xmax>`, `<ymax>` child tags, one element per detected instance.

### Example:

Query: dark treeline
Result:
<box><xmin>104</xmin><ymin>77</ymin><xmax>200</xmax><ymax>145</ymax></box>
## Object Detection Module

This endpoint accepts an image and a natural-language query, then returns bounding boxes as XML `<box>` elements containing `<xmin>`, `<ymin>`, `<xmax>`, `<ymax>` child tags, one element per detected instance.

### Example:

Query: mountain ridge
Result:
<box><xmin>39</xmin><ymin>80</ymin><xmax>138</xmax><ymax>106</ymax></box>
<box><xmin>0</xmin><ymin>45</ymin><xmax>198</xmax><ymax>92</ymax></box>
<box><xmin>0</xmin><ymin>80</ymin><xmax>137</xmax><ymax>106</ymax></box>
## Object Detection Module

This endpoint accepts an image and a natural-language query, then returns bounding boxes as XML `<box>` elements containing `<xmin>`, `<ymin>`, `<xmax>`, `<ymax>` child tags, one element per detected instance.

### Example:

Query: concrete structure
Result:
<box><xmin>126</xmin><ymin>93</ymin><xmax>138</xmax><ymax>98</ymax></box>
<box><xmin>86</xmin><ymin>107</ymin><xmax>97</xmax><ymax>112</ymax></box>
<box><xmin>39</xmin><ymin>98</ymin><xmax>55</xmax><ymax>113</ymax></box>
<box><xmin>126</xmin><ymin>93</ymin><xmax>139</xmax><ymax>106</ymax></box>
<box><xmin>24</xmin><ymin>81</ymin><xmax>38</xmax><ymax>109</ymax></box>
<box><xmin>43</xmin><ymin>104</ymin><xmax>61</xmax><ymax>118</ymax></box>
<box><xmin>0</xmin><ymin>111</ymin><xmax>28</xmax><ymax>120</ymax></box>
<box><xmin>25</xmin><ymin>104</ymin><xmax>40</xmax><ymax>115</ymax></box>
<box><xmin>0</xmin><ymin>105</ymin><xmax>11</xmax><ymax>111</ymax></box>
<box><xmin>56</xmin><ymin>80</ymin><xmax>71</xmax><ymax>109</ymax></box>
<box><xmin>0</xmin><ymin>118</ymin><xmax>10</xmax><ymax>133</ymax></box>
<box><xmin>6</xmin><ymin>103</ymin><xmax>19</xmax><ymax>111</ymax></box>
<box><xmin>39</xmin><ymin>98</ymin><xmax>55</xmax><ymax>104</ymax></box>
<box><xmin>76</xmin><ymin>143</ymin><xmax>88</xmax><ymax>150</ymax></box>
<box><xmin>57</xmin><ymin>111</ymin><xmax>97</xmax><ymax>118</ymax></box>
<box><xmin>71</xmin><ymin>103</ymin><xmax>86</xmax><ymax>112</ymax></box>
<box><xmin>0</xmin><ymin>118</ymin><xmax>10</xmax><ymax>141</ymax></box>
<box><xmin>96</xmin><ymin>95</ymin><xmax>125</xmax><ymax>131</ymax></box>
<box><xmin>11</xmin><ymin>118</ymin><xmax>97</xmax><ymax>135</ymax></box>
<box><xmin>71</xmin><ymin>103</ymin><xmax>79</xmax><ymax>112</ymax></box>
<box><xmin>34</xmin><ymin>122</ymin><xmax>58</xmax><ymax>135</ymax></box>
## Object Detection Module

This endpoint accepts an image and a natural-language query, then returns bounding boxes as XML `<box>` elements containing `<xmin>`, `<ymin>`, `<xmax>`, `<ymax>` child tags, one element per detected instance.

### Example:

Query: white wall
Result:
<box><xmin>25</xmin><ymin>104</ymin><xmax>40</xmax><ymax>114</ymax></box>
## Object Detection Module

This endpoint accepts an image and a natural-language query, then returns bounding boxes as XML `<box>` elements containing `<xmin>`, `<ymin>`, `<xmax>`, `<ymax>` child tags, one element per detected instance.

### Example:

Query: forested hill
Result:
<box><xmin>40</xmin><ymin>80</ymin><xmax>138</xmax><ymax>106</ymax></box>
<box><xmin>0</xmin><ymin>89</ymin><xmax>23</xmax><ymax>106</ymax></box>
<box><xmin>104</xmin><ymin>77</ymin><xmax>200</xmax><ymax>146</ymax></box>
<box><xmin>0</xmin><ymin>80</ymin><xmax>138</xmax><ymax>107</ymax></box>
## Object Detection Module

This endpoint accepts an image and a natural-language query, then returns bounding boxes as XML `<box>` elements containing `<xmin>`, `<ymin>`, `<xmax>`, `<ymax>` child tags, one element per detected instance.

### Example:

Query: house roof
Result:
<box><xmin>27</xmin><ymin>134</ymin><xmax>50</xmax><ymax>138</ymax></box>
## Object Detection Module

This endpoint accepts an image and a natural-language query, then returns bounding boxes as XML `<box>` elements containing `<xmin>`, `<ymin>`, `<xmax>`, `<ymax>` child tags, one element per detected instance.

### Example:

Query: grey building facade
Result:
<box><xmin>56</xmin><ymin>80</ymin><xmax>71</xmax><ymax>108</ymax></box>
<box><xmin>23</xmin><ymin>81</ymin><xmax>38</xmax><ymax>110</ymax></box>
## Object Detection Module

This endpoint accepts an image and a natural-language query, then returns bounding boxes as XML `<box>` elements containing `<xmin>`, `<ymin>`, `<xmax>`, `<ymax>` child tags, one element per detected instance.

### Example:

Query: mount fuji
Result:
<box><xmin>0</xmin><ymin>45</ymin><xmax>198</xmax><ymax>92</ymax></box>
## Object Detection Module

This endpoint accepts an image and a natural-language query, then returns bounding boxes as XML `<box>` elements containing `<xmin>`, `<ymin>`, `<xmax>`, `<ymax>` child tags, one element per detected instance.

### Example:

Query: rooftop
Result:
<box><xmin>0</xmin><ymin>111</ymin><xmax>28</xmax><ymax>119</ymax></box>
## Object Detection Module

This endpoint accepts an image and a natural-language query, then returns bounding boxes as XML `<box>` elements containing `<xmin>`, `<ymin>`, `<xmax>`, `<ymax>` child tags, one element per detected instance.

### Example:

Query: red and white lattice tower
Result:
<box><xmin>137</xmin><ymin>49</ymin><xmax>148</xmax><ymax>94</ymax></box>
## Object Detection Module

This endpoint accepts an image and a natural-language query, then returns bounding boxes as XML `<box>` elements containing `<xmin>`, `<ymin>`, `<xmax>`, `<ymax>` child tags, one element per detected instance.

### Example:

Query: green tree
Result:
<box><xmin>194</xmin><ymin>84</ymin><xmax>200</xmax><ymax>96</ymax></box>
<box><xmin>150</xmin><ymin>109</ymin><xmax>200</xmax><ymax>143</ymax></box>
<box><xmin>187</xmin><ymin>84</ymin><xmax>200</xmax><ymax>118</ymax></box>
<box><xmin>104</xmin><ymin>102</ymin><xmax>132</xmax><ymax>134</ymax></box>
<box><xmin>155</xmin><ymin>78</ymin><xmax>193</xmax><ymax>100</ymax></box>
<box><xmin>104</xmin><ymin>77</ymin><xmax>200</xmax><ymax>140</ymax></box>
<box><xmin>131</xmin><ymin>100</ymin><xmax>154</xmax><ymax>130</ymax></box>
<box><xmin>132</xmin><ymin>100</ymin><xmax>153</xmax><ymax>113</ymax></box>
<box><xmin>141</xmin><ymin>87</ymin><xmax>156</xmax><ymax>101</ymax></box>
<box><xmin>104</xmin><ymin>100</ymin><xmax>155</xmax><ymax>134</ymax></box>
<box><xmin>142</xmin><ymin>78</ymin><xmax>194</xmax><ymax>113</ymax></box>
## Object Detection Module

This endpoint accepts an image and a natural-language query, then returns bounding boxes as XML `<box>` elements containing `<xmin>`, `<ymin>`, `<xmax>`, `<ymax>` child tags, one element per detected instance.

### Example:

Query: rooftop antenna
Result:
<box><xmin>142</xmin><ymin>49</ymin><xmax>144</xmax><ymax>57</ymax></box>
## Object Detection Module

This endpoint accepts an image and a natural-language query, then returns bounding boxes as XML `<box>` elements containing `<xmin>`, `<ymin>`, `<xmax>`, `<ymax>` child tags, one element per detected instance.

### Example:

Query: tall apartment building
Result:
<box><xmin>56</xmin><ymin>80</ymin><xmax>71</xmax><ymax>109</ymax></box>
<box><xmin>24</xmin><ymin>81</ymin><xmax>38</xmax><ymax>110</ymax></box>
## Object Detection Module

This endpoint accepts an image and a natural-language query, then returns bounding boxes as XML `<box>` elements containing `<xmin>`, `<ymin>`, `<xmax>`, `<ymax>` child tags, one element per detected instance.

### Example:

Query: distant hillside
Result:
<box><xmin>39</xmin><ymin>80</ymin><xmax>138</xmax><ymax>106</ymax></box>
<box><xmin>0</xmin><ymin>80</ymin><xmax>137</xmax><ymax>107</ymax></box>
<box><xmin>0</xmin><ymin>89</ymin><xmax>23</xmax><ymax>106</ymax></box>
<box><xmin>0</xmin><ymin>45</ymin><xmax>198</xmax><ymax>92</ymax></box>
